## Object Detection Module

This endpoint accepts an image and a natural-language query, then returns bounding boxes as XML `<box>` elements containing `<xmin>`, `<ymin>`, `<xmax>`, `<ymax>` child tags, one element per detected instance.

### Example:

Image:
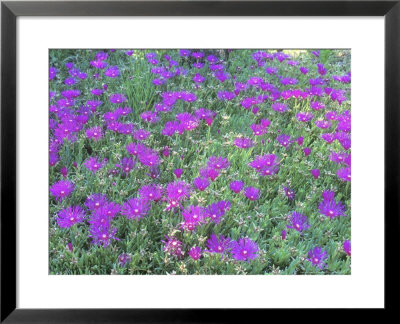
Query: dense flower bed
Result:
<box><xmin>49</xmin><ymin>49</ymin><xmax>351</xmax><ymax>274</ymax></box>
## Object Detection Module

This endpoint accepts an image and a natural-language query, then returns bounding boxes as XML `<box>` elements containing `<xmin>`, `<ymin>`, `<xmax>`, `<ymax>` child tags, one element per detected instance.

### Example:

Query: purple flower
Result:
<box><xmin>311</xmin><ymin>169</ymin><xmax>320</xmax><ymax>179</ymax></box>
<box><xmin>317</xmin><ymin>63</ymin><xmax>327</xmax><ymax>76</ymax></box>
<box><xmin>303</xmin><ymin>147</ymin><xmax>312</xmax><ymax>156</ymax></box>
<box><xmin>85</xmin><ymin>193</ymin><xmax>108</xmax><ymax>210</ymax></box>
<box><xmin>272</xmin><ymin>102</ymin><xmax>288</xmax><ymax>113</ymax></box>
<box><xmin>249</xmin><ymin>154</ymin><xmax>280</xmax><ymax>177</ymax></box>
<box><xmin>188</xmin><ymin>247</ymin><xmax>202</xmax><ymax>260</ymax></box>
<box><xmin>84</xmin><ymin>157</ymin><xmax>107</xmax><ymax>174</ymax></box>
<box><xmin>343</xmin><ymin>240</ymin><xmax>351</xmax><ymax>256</ymax></box>
<box><xmin>199</xmin><ymin>167</ymin><xmax>220</xmax><ymax>181</ymax></box>
<box><xmin>283</xmin><ymin>186</ymin><xmax>295</xmax><ymax>200</ymax></box>
<box><xmin>109</xmin><ymin>93</ymin><xmax>127</xmax><ymax>104</ymax></box>
<box><xmin>321</xmin><ymin>133</ymin><xmax>336</xmax><ymax>144</ymax></box>
<box><xmin>204</xmin><ymin>201</ymin><xmax>230</xmax><ymax>224</ymax></box>
<box><xmin>230</xmin><ymin>238</ymin><xmax>259</xmax><ymax>261</ymax></box>
<box><xmin>282</xmin><ymin>230</ymin><xmax>287</xmax><ymax>240</ymax></box>
<box><xmin>207</xmin><ymin>156</ymin><xmax>230</xmax><ymax>170</ymax></box>
<box><xmin>162</xmin><ymin>236</ymin><xmax>185</xmax><ymax>259</ymax></box>
<box><xmin>49</xmin><ymin>67</ymin><xmax>58</xmax><ymax>80</ymax></box>
<box><xmin>277</xmin><ymin>134</ymin><xmax>293</xmax><ymax>149</ymax></box>
<box><xmin>138</xmin><ymin>184</ymin><xmax>163</xmax><ymax>201</ymax></box>
<box><xmin>337</xmin><ymin>167</ymin><xmax>351</xmax><ymax>182</ymax></box>
<box><xmin>310</xmin><ymin>101</ymin><xmax>325</xmax><ymax>111</ymax></box>
<box><xmin>173</xmin><ymin>168</ymin><xmax>183</xmax><ymax>178</ymax></box>
<box><xmin>244</xmin><ymin>186</ymin><xmax>260</xmax><ymax>201</ymax></box>
<box><xmin>50</xmin><ymin>180</ymin><xmax>74</xmax><ymax>201</ymax></box>
<box><xmin>234</xmin><ymin>137</ymin><xmax>255</xmax><ymax>149</ymax></box>
<box><xmin>230</xmin><ymin>180</ymin><xmax>244</xmax><ymax>193</ymax></box>
<box><xmin>118</xmin><ymin>253</ymin><xmax>132</xmax><ymax>267</ymax></box>
<box><xmin>318</xmin><ymin>190</ymin><xmax>346</xmax><ymax>219</ymax></box>
<box><xmin>116</xmin><ymin>157</ymin><xmax>135</xmax><ymax>176</ymax></box>
<box><xmin>180</xmin><ymin>205</ymin><xmax>205</xmax><ymax>231</ymax></box>
<box><xmin>140</xmin><ymin>111</ymin><xmax>159</xmax><ymax>124</ymax></box>
<box><xmin>56</xmin><ymin>206</ymin><xmax>85</xmax><ymax>228</ymax></box>
<box><xmin>88</xmin><ymin>223</ymin><xmax>119</xmax><ymax>248</ymax></box>
<box><xmin>193</xmin><ymin>73</ymin><xmax>205</xmax><ymax>83</ymax></box>
<box><xmin>121</xmin><ymin>197</ymin><xmax>151</xmax><ymax>220</ymax></box>
<box><xmin>206</xmin><ymin>234</ymin><xmax>231</xmax><ymax>255</ymax></box>
<box><xmin>296</xmin><ymin>112</ymin><xmax>314</xmax><ymax>122</ymax></box>
<box><xmin>286</xmin><ymin>211</ymin><xmax>310</xmax><ymax>232</ymax></box>
<box><xmin>299</xmin><ymin>67</ymin><xmax>309</xmax><ymax>74</ymax></box>
<box><xmin>105</xmin><ymin>66</ymin><xmax>120</xmax><ymax>78</ymax></box>
<box><xmin>86</xmin><ymin>126</ymin><xmax>103</xmax><ymax>141</ymax></box>
<box><xmin>315</xmin><ymin>120</ymin><xmax>332</xmax><ymax>129</ymax></box>
<box><xmin>193</xmin><ymin>177</ymin><xmax>210</xmax><ymax>191</ymax></box>
<box><xmin>166</xmin><ymin>180</ymin><xmax>192</xmax><ymax>203</ymax></box>
<box><xmin>176</xmin><ymin>113</ymin><xmax>200</xmax><ymax>131</ymax></box>
<box><xmin>307</xmin><ymin>247</ymin><xmax>328</xmax><ymax>270</ymax></box>
<box><xmin>133</xmin><ymin>129</ymin><xmax>151</xmax><ymax>141</ymax></box>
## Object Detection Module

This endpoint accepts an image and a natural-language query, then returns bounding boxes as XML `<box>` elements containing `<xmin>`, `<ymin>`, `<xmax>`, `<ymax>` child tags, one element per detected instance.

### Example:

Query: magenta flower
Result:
<box><xmin>50</xmin><ymin>180</ymin><xmax>74</xmax><ymax>201</ymax></box>
<box><xmin>283</xmin><ymin>186</ymin><xmax>295</xmax><ymax>200</ymax></box>
<box><xmin>281</xmin><ymin>230</ymin><xmax>287</xmax><ymax>240</ymax></box>
<box><xmin>249</xmin><ymin>154</ymin><xmax>280</xmax><ymax>177</ymax></box>
<box><xmin>199</xmin><ymin>167</ymin><xmax>220</xmax><ymax>181</ymax></box>
<box><xmin>118</xmin><ymin>253</ymin><xmax>132</xmax><ymax>267</ymax></box>
<box><xmin>162</xmin><ymin>236</ymin><xmax>184</xmax><ymax>259</ymax></box>
<box><xmin>84</xmin><ymin>157</ymin><xmax>107</xmax><ymax>174</ymax></box>
<box><xmin>88</xmin><ymin>224</ymin><xmax>119</xmax><ymax>248</ymax></box>
<box><xmin>193</xmin><ymin>73</ymin><xmax>205</xmax><ymax>83</ymax></box>
<box><xmin>166</xmin><ymin>180</ymin><xmax>192</xmax><ymax>203</ymax></box>
<box><xmin>121</xmin><ymin>197</ymin><xmax>151</xmax><ymax>220</ymax></box>
<box><xmin>174</xmin><ymin>168</ymin><xmax>183</xmax><ymax>178</ymax></box>
<box><xmin>206</xmin><ymin>234</ymin><xmax>231</xmax><ymax>255</ymax></box>
<box><xmin>116</xmin><ymin>157</ymin><xmax>135</xmax><ymax>176</ymax></box>
<box><xmin>286</xmin><ymin>211</ymin><xmax>310</xmax><ymax>232</ymax></box>
<box><xmin>272</xmin><ymin>102</ymin><xmax>288</xmax><ymax>113</ymax></box>
<box><xmin>180</xmin><ymin>205</ymin><xmax>205</xmax><ymax>231</ymax></box>
<box><xmin>230</xmin><ymin>180</ymin><xmax>244</xmax><ymax>193</ymax></box>
<box><xmin>85</xmin><ymin>193</ymin><xmax>108</xmax><ymax>210</ymax></box>
<box><xmin>303</xmin><ymin>147</ymin><xmax>312</xmax><ymax>156</ymax></box>
<box><xmin>204</xmin><ymin>201</ymin><xmax>230</xmax><ymax>224</ymax></box>
<box><xmin>86</xmin><ymin>126</ymin><xmax>103</xmax><ymax>141</ymax></box>
<box><xmin>193</xmin><ymin>177</ymin><xmax>210</xmax><ymax>191</ymax></box>
<box><xmin>138</xmin><ymin>184</ymin><xmax>163</xmax><ymax>201</ymax></box>
<box><xmin>277</xmin><ymin>134</ymin><xmax>293</xmax><ymax>149</ymax></box>
<box><xmin>104</xmin><ymin>65</ymin><xmax>120</xmax><ymax>78</ymax></box>
<box><xmin>230</xmin><ymin>238</ymin><xmax>259</xmax><ymax>262</ymax></box>
<box><xmin>343</xmin><ymin>240</ymin><xmax>351</xmax><ymax>256</ymax></box>
<box><xmin>234</xmin><ymin>137</ymin><xmax>255</xmax><ymax>149</ymax></box>
<box><xmin>188</xmin><ymin>247</ymin><xmax>203</xmax><ymax>260</ymax></box>
<box><xmin>337</xmin><ymin>167</ymin><xmax>351</xmax><ymax>182</ymax></box>
<box><xmin>296</xmin><ymin>112</ymin><xmax>314</xmax><ymax>122</ymax></box>
<box><xmin>311</xmin><ymin>169</ymin><xmax>320</xmax><ymax>179</ymax></box>
<box><xmin>133</xmin><ymin>129</ymin><xmax>151</xmax><ymax>141</ymax></box>
<box><xmin>307</xmin><ymin>247</ymin><xmax>328</xmax><ymax>270</ymax></box>
<box><xmin>207</xmin><ymin>156</ymin><xmax>230</xmax><ymax>170</ymax></box>
<box><xmin>244</xmin><ymin>186</ymin><xmax>260</xmax><ymax>201</ymax></box>
<box><xmin>109</xmin><ymin>93</ymin><xmax>127</xmax><ymax>104</ymax></box>
<box><xmin>318</xmin><ymin>190</ymin><xmax>346</xmax><ymax>219</ymax></box>
<box><xmin>56</xmin><ymin>206</ymin><xmax>85</xmax><ymax>228</ymax></box>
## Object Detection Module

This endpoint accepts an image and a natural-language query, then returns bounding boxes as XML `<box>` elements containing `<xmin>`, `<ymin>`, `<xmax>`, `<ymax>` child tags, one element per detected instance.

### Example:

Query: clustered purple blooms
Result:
<box><xmin>234</xmin><ymin>137</ymin><xmax>254</xmax><ymax>149</ymax></box>
<box><xmin>244</xmin><ymin>186</ymin><xmax>260</xmax><ymax>201</ymax></box>
<box><xmin>249</xmin><ymin>154</ymin><xmax>280</xmax><ymax>177</ymax></box>
<box><xmin>83</xmin><ymin>157</ymin><xmax>107</xmax><ymax>174</ymax></box>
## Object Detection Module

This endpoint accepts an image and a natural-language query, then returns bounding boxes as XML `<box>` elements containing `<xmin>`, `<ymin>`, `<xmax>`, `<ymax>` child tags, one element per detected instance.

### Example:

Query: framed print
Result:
<box><xmin>1</xmin><ymin>0</ymin><xmax>399</xmax><ymax>322</ymax></box>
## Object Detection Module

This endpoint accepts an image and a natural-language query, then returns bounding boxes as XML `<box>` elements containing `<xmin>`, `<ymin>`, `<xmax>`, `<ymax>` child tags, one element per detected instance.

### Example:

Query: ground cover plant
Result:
<box><xmin>49</xmin><ymin>49</ymin><xmax>351</xmax><ymax>275</ymax></box>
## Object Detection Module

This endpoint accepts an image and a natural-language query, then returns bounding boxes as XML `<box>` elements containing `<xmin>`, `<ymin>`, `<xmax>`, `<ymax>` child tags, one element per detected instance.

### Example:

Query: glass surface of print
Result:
<box><xmin>49</xmin><ymin>49</ymin><xmax>351</xmax><ymax>275</ymax></box>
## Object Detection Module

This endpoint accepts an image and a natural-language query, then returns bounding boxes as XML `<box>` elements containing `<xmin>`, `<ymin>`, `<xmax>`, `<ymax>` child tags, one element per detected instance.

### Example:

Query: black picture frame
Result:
<box><xmin>1</xmin><ymin>0</ymin><xmax>398</xmax><ymax>322</ymax></box>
